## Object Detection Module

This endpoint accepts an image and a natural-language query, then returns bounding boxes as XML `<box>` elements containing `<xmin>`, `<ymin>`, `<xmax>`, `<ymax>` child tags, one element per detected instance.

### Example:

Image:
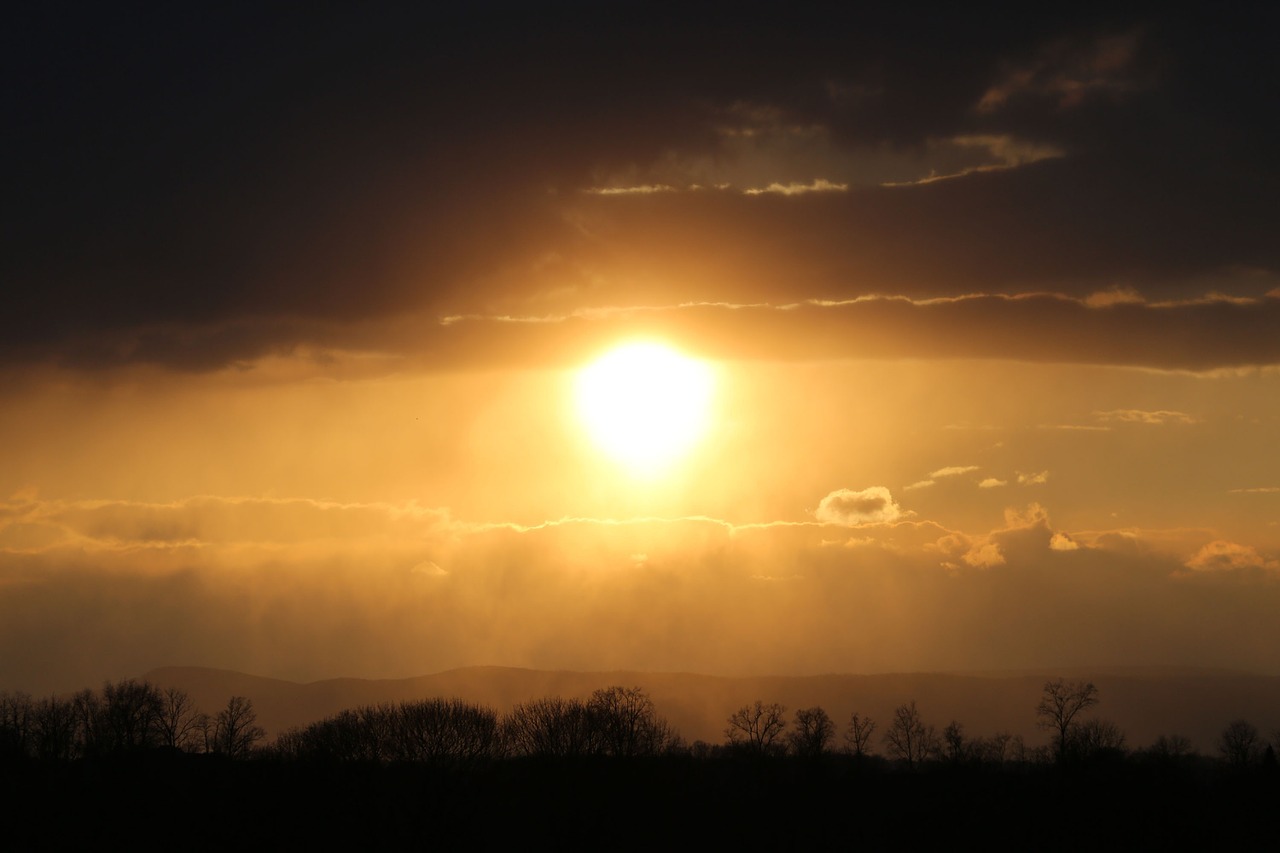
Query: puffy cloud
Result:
<box><xmin>1050</xmin><ymin>532</ymin><xmax>1080</xmax><ymax>551</ymax></box>
<box><xmin>1003</xmin><ymin>503</ymin><xmax>1052</xmax><ymax>530</ymax></box>
<box><xmin>979</xmin><ymin>478</ymin><xmax>1007</xmax><ymax>489</ymax></box>
<box><xmin>1185</xmin><ymin>541</ymin><xmax>1279</xmax><ymax>572</ymax></box>
<box><xmin>962</xmin><ymin>542</ymin><xmax>1005</xmax><ymax>568</ymax></box>
<box><xmin>815</xmin><ymin>487</ymin><xmax>903</xmax><ymax>526</ymax></box>
<box><xmin>1017</xmin><ymin>471</ymin><xmax>1050</xmax><ymax>485</ymax></box>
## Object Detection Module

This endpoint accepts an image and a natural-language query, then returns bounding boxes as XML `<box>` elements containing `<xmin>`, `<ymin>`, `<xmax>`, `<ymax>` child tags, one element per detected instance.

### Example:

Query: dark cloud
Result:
<box><xmin>435</xmin><ymin>293</ymin><xmax>1280</xmax><ymax>372</ymax></box>
<box><xmin>4</xmin><ymin>3</ymin><xmax>1277</xmax><ymax>371</ymax></box>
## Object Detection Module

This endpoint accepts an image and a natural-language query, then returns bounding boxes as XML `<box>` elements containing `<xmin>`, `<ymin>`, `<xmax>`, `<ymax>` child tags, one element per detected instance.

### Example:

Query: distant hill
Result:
<box><xmin>140</xmin><ymin>665</ymin><xmax>1280</xmax><ymax>754</ymax></box>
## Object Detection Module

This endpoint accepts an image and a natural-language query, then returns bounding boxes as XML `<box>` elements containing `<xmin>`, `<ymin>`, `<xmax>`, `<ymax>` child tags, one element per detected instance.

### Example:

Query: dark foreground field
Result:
<box><xmin>4</xmin><ymin>754</ymin><xmax>1277</xmax><ymax>851</ymax></box>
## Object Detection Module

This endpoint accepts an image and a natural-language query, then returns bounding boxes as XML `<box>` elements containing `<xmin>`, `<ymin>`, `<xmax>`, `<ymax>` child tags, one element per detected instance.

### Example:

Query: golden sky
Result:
<box><xmin>2</xmin><ymin>4</ymin><xmax>1278</xmax><ymax>693</ymax></box>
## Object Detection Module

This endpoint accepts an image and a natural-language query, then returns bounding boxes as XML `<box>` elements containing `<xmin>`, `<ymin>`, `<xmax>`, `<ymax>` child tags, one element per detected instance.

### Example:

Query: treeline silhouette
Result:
<box><xmin>4</xmin><ymin>676</ymin><xmax>1279</xmax><ymax>769</ymax></box>
<box><xmin>3</xmin><ymin>678</ymin><xmax>1278</xmax><ymax>849</ymax></box>
<box><xmin>0</xmin><ymin>680</ymin><xmax>263</xmax><ymax>761</ymax></box>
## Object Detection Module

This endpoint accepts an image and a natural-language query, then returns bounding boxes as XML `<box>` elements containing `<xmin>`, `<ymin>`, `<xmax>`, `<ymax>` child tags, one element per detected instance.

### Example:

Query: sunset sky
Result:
<box><xmin>3</xmin><ymin>3</ymin><xmax>1279</xmax><ymax>694</ymax></box>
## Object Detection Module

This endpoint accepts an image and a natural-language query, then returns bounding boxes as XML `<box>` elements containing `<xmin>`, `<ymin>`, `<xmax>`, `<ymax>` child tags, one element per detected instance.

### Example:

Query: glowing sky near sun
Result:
<box><xmin>1</xmin><ymin>4</ymin><xmax>1278</xmax><ymax>693</ymax></box>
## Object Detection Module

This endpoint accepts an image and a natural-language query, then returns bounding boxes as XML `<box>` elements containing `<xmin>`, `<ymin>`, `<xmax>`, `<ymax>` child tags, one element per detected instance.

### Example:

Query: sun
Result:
<box><xmin>575</xmin><ymin>341</ymin><xmax>715</xmax><ymax>477</ymax></box>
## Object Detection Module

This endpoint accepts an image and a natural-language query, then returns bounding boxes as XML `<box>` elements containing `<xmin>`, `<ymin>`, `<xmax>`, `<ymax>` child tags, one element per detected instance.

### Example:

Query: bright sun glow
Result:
<box><xmin>575</xmin><ymin>342</ymin><xmax>715</xmax><ymax>476</ymax></box>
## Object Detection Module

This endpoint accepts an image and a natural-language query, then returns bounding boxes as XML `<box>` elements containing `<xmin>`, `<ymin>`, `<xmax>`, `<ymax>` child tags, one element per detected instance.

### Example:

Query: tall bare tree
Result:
<box><xmin>587</xmin><ymin>686</ymin><xmax>675</xmax><ymax>757</ymax></box>
<box><xmin>0</xmin><ymin>691</ymin><xmax>33</xmax><ymax>758</ymax></box>
<box><xmin>1035</xmin><ymin>679</ymin><xmax>1098</xmax><ymax>762</ymax></box>
<box><xmin>724</xmin><ymin>700</ymin><xmax>787</xmax><ymax>756</ymax></box>
<box><xmin>98</xmin><ymin>679</ymin><xmax>163</xmax><ymax>753</ymax></box>
<box><xmin>504</xmin><ymin>696</ymin><xmax>598</xmax><ymax>757</ymax></box>
<box><xmin>882</xmin><ymin>701</ymin><xmax>936</xmax><ymax>769</ymax></box>
<box><xmin>787</xmin><ymin>706</ymin><xmax>834</xmax><ymax>758</ymax></box>
<box><xmin>942</xmin><ymin>720</ymin><xmax>968</xmax><ymax>763</ymax></box>
<box><xmin>31</xmin><ymin>696</ymin><xmax>79</xmax><ymax>761</ymax></box>
<box><xmin>213</xmin><ymin>696</ymin><xmax>265</xmax><ymax>758</ymax></box>
<box><xmin>391</xmin><ymin>698</ymin><xmax>502</xmax><ymax>763</ymax></box>
<box><xmin>155</xmin><ymin>686</ymin><xmax>202</xmax><ymax>751</ymax></box>
<box><xmin>844</xmin><ymin>712</ymin><xmax>876</xmax><ymax>759</ymax></box>
<box><xmin>1219</xmin><ymin>719</ymin><xmax>1260</xmax><ymax>768</ymax></box>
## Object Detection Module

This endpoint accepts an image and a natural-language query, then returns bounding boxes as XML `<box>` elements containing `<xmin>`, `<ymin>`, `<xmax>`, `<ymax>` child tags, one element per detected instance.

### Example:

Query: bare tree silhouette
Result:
<box><xmin>724</xmin><ymin>700</ymin><xmax>787</xmax><ymax>756</ymax></box>
<box><xmin>587</xmin><ymin>686</ymin><xmax>676</xmax><ymax>757</ymax></box>
<box><xmin>787</xmin><ymin>706</ymin><xmax>834</xmax><ymax>758</ymax></box>
<box><xmin>882</xmin><ymin>701</ymin><xmax>936</xmax><ymax>769</ymax></box>
<box><xmin>1219</xmin><ymin>719</ymin><xmax>1261</xmax><ymax>768</ymax></box>
<box><xmin>844</xmin><ymin>712</ymin><xmax>877</xmax><ymax>759</ymax></box>
<box><xmin>1035</xmin><ymin>679</ymin><xmax>1098</xmax><ymax>762</ymax></box>
<box><xmin>213</xmin><ymin>696</ymin><xmax>265</xmax><ymax>758</ymax></box>
<box><xmin>155</xmin><ymin>686</ymin><xmax>202</xmax><ymax>751</ymax></box>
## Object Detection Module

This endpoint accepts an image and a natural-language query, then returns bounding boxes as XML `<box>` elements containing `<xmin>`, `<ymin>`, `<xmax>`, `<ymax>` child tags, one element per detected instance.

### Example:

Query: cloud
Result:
<box><xmin>1084</xmin><ymin>287</ymin><xmax>1146</xmax><ymax>307</ymax></box>
<box><xmin>930</xmin><ymin>465</ymin><xmax>979</xmax><ymax>478</ymax></box>
<box><xmin>904</xmin><ymin>480</ymin><xmax>935</xmax><ymax>491</ymax></box>
<box><xmin>1050</xmin><ymin>532</ymin><xmax>1080</xmax><ymax>551</ymax></box>
<box><xmin>1017</xmin><ymin>471</ymin><xmax>1050</xmax><ymax>485</ymax></box>
<box><xmin>1229</xmin><ymin>487</ymin><xmax>1280</xmax><ymax>494</ymax></box>
<box><xmin>584</xmin><ymin>184</ymin><xmax>679</xmax><ymax>195</ymax></box>
<box><xmin>743</xmin><ymin>178</ymin><xmax>848</xmax><ymax>196</ymax></box>
<box><xmin>4</xmin><ymin>6</ymin><xmax>1279</xmax><ymax>376</ymax></box>
<box><xmin>879</xmin><ymin>135</ymin><xmax>1063</xmax><ymax>187</ymax></box>
<box><xmin>979</xmin><ymin>478</ymin><xmax>1007</xmax><ymax>489</ymax></box>
<box><xmin>962</xmin><ymin>542</ymin><xmax>1006</xmax><ymax>568</ymax></box>
<box><xmin>1184</xmin><ymin>541</ymin><xmax>1279</xmax><ymax>573</ymax></box>
<box><xmin>976</xmin><ymin>30</ymin><xmax>1147</xmax><ymax>113</ymax></box>
<box><xmin>4</xmin><ymin>488</ymin><xmax>1280</xmax><ymax>694</ymax></box>
<box><xmin>1094</xmin><ymin>409</ymin><xmax>1197</xmax><ymax>425</ymax></box>
<box><xmin>417</xmin><ymin>293</ymin><xmax>1280</xmax><ymax>379</ymax></box>
<box><xmin>0</xmin><ymin>496</ymin><xmax>455</xmax><ymax>554</ymax></box>
<box><xmin>815</xmin><ymin>487</ymin><xmax>904</xmax><ymax>526</ymax></box>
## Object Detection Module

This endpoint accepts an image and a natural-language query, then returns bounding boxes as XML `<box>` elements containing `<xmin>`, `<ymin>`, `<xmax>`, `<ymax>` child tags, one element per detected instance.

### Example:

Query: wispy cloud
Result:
<box><xmin>1095</xmin><ymin>409</ymin><xmax>1197</xmax><ymax>425</ymax></box>
<box><xmin>977</xmin><ymin>30</ymin><xmax>1147</xmax><ymax>112</ymax></box>
<box><xmin>743</xmin><ymin>178</ymin><xmax>848</xmax><ymax>196</ymax></box>
<box><xmin>583</xmin><ymin>184</ymin><xmax>679</xmax><ymax>195</ymax></box>
<box><xmin>880</xmin><ymin>135</ymin><xmax>1063</xmax><ymax>187</ymax></box>
<box><xmin>930</xmin><ymin>465</ymin><xmax>979</xmax><ymax>478</ymax></box>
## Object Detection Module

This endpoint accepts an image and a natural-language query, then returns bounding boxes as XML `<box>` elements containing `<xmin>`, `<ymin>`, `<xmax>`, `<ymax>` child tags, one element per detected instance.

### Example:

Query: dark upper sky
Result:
<box><xmin>6</xmin><ymin>2</ymin><xmax>1279</xmax><ymax>371</ymax></box>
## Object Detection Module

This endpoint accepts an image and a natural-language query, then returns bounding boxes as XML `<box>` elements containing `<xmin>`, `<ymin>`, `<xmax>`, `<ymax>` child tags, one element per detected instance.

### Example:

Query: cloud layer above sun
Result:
<box><xmin>4</xmin><ymin>4</ymin><xmax>1279</xmax><ymax>375</ymax></box>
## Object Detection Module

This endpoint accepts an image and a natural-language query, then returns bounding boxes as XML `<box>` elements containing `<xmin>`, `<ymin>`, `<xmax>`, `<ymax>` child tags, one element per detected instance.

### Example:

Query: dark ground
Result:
<box><xmin>4</xmin><ymin>753</ymin><xmax>1277</xmax><ymax>851</ymax></box>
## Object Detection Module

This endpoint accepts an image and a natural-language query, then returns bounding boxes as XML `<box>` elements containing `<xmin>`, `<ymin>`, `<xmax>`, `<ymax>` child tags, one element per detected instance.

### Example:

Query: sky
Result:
<box><xmin>3</xmin><ymin>3</ymin><xmax>1279</xmax><ymax>694</ymax></box>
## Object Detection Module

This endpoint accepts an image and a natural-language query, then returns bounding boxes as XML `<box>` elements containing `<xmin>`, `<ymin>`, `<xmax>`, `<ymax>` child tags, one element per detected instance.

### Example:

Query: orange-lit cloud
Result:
<box><xmin>815</xmin><ymin>487</ymin><xmax>905</xmax><ymax>526</ymax></box>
